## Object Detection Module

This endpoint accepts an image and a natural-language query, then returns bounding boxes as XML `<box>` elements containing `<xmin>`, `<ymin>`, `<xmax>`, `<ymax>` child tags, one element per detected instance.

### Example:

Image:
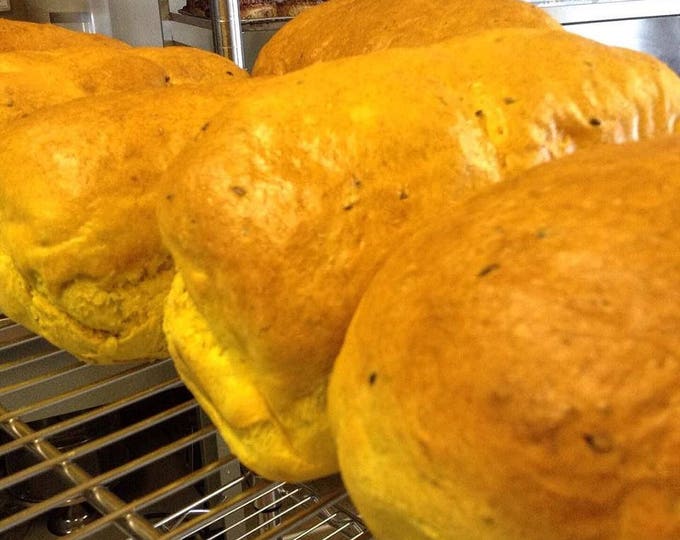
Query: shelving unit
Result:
<box><xmin>161</xmin><ymin>0</ymin><xmax>293</xmax><ymax>70</ymax></box>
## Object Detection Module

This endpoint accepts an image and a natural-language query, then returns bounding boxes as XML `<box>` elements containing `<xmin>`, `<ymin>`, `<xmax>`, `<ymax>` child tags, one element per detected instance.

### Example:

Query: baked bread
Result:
<box><xmin>158</xmin><ymin>28</ymin><xmax>680</xmax><ymax>482</ymax></box>
<box><xmin>180</xmin><ymin>0</ymin><xmax>280</xmax><ymax>19</ymax></box>
<box><xmin>0</xmin><ymin>18</ymin><xmax>129</xmax><ymax>52</ymax></box>
<box><xmin>252</xmin><ymin>0</ymin><xmax>562</xmax><ymax>75</ymax></box>
<box><xmin>240</xmin><ymin>1</ymin><xmax>278</xmax><ymax>19</ymax></box>
<box><xmin>0</xmin><ymin>46</ymin><xmax>247</xmax><ymax>125</ymax></box>
<box><xmin>128</xmin><ymin>46</ymin><xmax>249</xmax><ymax>85</ymax></box>
<box><xmin>276</xmin><ymin>1</ymin><xmax>325</xmax><ymax>18</ymax></box>
<box><xmin>0</xmin><ymin>82</ymin><xmax>249</xmax><ymax>364</ymax></box>
<box><xmin>328</xmin><ymin>134</ymin><xmax>680</xmax><ymax>540</ymax></box>
<box><xmin>179</xmin><ymin>0</ymin><xmax>211</xmax><ymax>18</ymax></box>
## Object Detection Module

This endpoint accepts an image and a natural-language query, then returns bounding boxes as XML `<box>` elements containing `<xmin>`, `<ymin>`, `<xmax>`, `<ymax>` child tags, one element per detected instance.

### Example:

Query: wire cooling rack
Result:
<box><xmin>0</xmin><ymin>315</ymin><xmax>370</xmax><ymax>540</ymax></box>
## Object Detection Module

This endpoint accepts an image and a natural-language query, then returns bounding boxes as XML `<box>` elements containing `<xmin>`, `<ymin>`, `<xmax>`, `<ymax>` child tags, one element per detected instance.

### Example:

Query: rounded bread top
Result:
<box><xmin>158</xmin><ymin>26</ymin><xmax>680</xmax><ymax>481</ymax></box>
<box><xmin>329</xmin><ymin>134</ymin><xmax>680</xmax><ymax>540</ymax></box>
<box><xmin>253</xmin><ymin>0</ymin><xmax>562</xmax><ymax>75</ymax></box>
<box><xmin>0</xmin><ymin>18</ymin><xmax>130</xmax><ymax>52</ymax></box>
<box><xmin>160</xmin><ymin>27</ymin><xmax>680</xmax><ymax>404</ymax></box>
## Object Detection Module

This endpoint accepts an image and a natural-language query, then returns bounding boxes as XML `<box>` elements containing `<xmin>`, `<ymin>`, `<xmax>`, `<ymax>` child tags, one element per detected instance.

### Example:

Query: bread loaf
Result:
<box><xmin>0</xmin><ymin>46</ymin><xmax>247</xmax><ymax>125</ymax></box>
<box><xmin>158</xmin><ymin>28</ymin><xmax>680</xmax><ymax>481</ymax></box>
<box><xmin>123</xmin><ymin>46</ymin><xmax>249</xmax><ymax>86</ymax></box>
<box><xmin>0</xmin><ymin>18</ymin><xmax>129</xmax><ymax>52</ymax></box>
<box><xmin>276</xmin><ymin>1</ymin><xmax>325</xmax><ymax>18</ymax></box>
<box><xmin>252</xmin><ymin>0</ymin><xmax>562</xmax><ymax>75</ymax></box>
<box><xmin>328</xmin><ymin>134</ymin><xmax>680</xmax><ymax>540</ymax></box>
<box><xmin>240</xmin><ymin>0</ymin><xmax>277</xmax><ymax>19</ymax></box>
<box><xmin>0</xmin><ymin>82</ymin><xmax>249</xmax><ymax>363</ymax></box>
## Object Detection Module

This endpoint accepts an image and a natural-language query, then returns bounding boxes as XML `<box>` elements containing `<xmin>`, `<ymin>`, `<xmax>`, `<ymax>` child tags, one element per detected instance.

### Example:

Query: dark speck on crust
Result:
<box><xmin>589</xmin><ymin>117</ymin><xmax>602</xmax><ymax>127</ymax></box>
<box><xmin>583</xmin><ymin>433</ymin><xmax>614</xmax><ymax>453</ymax></box>
<box><xmin>482</xmin><ymin>516</ymin><xmax>496</xmax><ymax>526</ymax></box>
<box><xmin>231</xmin><ymin>186</ymin><xmax>247</xmax><ymax>197</ymax></box>
<box><xmin>368</xmin><ymin>372</ymin><xmax>377</xmax><ymax>385</ymax></box>
<box><xmin>477</xmin><ymin>263</ymin><xmax>500</xmax><ymax>277</ymax></box>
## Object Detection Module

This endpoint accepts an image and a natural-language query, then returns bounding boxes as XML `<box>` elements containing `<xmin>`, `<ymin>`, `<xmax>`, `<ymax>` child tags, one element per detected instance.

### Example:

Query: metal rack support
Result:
<box><xmin>211</xmin><ymin>0</ymin><xmax>245</xmax><ymax>67</ymax></box>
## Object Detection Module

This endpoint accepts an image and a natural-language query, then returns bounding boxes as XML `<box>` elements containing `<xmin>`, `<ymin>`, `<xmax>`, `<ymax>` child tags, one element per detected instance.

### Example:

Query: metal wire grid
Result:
<box><xmin>0</xmin><ymin>315</ymin><xmax>371</xmax><ymax>539</ymax></box>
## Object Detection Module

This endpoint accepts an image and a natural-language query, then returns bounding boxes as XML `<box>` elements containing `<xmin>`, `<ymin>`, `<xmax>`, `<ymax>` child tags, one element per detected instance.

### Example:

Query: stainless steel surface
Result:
<box><xmin>533</xmin><ymin>0</ymin><xmax>680</xmax><ymax>24</ymax></box>
<box><xmin>168</xmin><ymin>10</ymin><xmax>213</xmax><ymax>29</ymax></box>
<box><xmin>566</xmin><ymin>15</ymin><xmax>680</xmax><ymax>73</ymax></box>
<box><xmin>0</xmin><ymin>318</ymin><xmax>369</xmax><ymax>539</ymax></box>
<box><xmin>211</xmin><ymin>0</ymin><xmax>245</xmax><ymax>68</ymax></box>
<box><xmin>529</xmin><ymin>1</ymin><xmax>680</xmax><ymax>74</ymax></box>
<box><xmin>226</xmin><ymin>0</ymin><xmax>245</xmax><ymax>67</ymax></box>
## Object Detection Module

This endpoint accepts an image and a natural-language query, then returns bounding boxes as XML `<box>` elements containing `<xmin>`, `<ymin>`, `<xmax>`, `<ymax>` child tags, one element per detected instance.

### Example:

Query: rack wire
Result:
<box><xmin>0</xmin><ymin>315</ymin><xmax>371</xmax><ymax>539</ymax></box>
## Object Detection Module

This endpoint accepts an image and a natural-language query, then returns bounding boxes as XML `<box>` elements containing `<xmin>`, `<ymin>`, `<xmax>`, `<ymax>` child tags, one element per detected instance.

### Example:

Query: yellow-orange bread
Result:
<box><xmin>0</xmin><ymin>46</ymin><xmax>247</xmax><ymax>125</ymax></box>
<box><xmin>158</xmin><ymin>28</ymin><xmax>680</xmax><ymax>482</ymax></box>
<box><xmin>0</xmin><ymin>82</ymin><xmax>249</xmax><ymax>364</ymax></box>
<box><xmin>328</xmin><ymin>134</ymin><xmax>680</xmax><ymax>540</ymax></box>
<box><xmin>252</xmin><ymin>0</ymin><xmax>562</xmax><ymax>75</ymax></box>
<box><xmin>0</xmin><ymin>18</ymin><xmax>129</xmax><ymax>51</ymax></box>
<box><xmin>131</xmin><ymin>46</ymin><xmax>249</xmax><ymax>85</ymax></box>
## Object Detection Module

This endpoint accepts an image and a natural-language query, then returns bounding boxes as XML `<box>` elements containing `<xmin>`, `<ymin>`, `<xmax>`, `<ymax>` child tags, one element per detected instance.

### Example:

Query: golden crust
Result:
<box><xmin>253</xmin><ymin>0</ymin><xmax>562</xmax><ymax>75</ymax></box>
<box><xmin>276</xmin><ymin>1</ymin><xmax>324</xmax><ymax>18</ymax></box>
<box><xmin>0</xmin><ymin>47</ymin><xmax>166</xmax><ymax>124</ymax></box>
<box><xmin>132</xmin><ymin>46</ymin><xmax>249</xmax><ymax>85</ymax></box>
<box><xmin>158</xmin><ymin>29</ymin><xmax>680</xmax><ymax>480</ymax></box>
<box><xmin>0</xmin><ymin>83</ymin><xmax>249</xmax><ymax>363</ymax></box>
<box><xmin>329</xmin><ymin>135</ymin><xmax>680</xmax><ymax>539</ymax></box>
<box><xmin>164</xmin><ymin>274</ymin><xmax>337</xmax><ymax>480</ymax></box>
<box><xmin>0</xmin><ymin>18</ymin><xmax>130</xmax><ymax>52</ymax></box>
<box><xmin>0</xmin><ymin>46</ymin><xmax>247</xmax><ymax>126</ymax></box>
<box><xmin>241</xmin><ymin>3</ymin><xmax>278</xmax><ymax>19</ymax></box>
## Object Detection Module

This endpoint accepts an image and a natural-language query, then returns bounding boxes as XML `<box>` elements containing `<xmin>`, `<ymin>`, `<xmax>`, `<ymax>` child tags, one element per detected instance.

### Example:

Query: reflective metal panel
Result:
<box><xmin>564</xmin><ymin>15</ymin><xmax>680</xmax><ymax>73</ymax></box>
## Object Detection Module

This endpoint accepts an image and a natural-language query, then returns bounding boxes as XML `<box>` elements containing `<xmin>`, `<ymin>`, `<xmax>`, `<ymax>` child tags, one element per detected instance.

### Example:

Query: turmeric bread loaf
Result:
<box><xmin>252</xmin><ymin>0</ymin><xmax>562</xmax><ymax>75</ymax></box>
<box><xmin>0</xmin><ymin>46</ymin><xmax>247</xmax><ymax>125</ymax></box>
<box><xmin>0</xmin><ymin>47</ymin><xmax>169</xmax><ymax>124</ymax></box>
<box><xmin>329</xmin><ymin>134</ymin><xmax>680</xmax><ymax>540</ymax></box>
<box><xmin>132</xmin><ymin>46</ymin><xmax>249</xmax><ymax>85</ymax></box>
<box><xmin>158</xmin><ymin>28</ymin><xmax>680</xmax><ymax>482</ymax></box>
<box><xmin>0</xmin><ymin>82</ymin><xmax>249</xmax><ymax>363</ymax></box>
<box><xmin>0</xmin><ymin>18</ymin><xmax>129</xmax><ymax>51</ymax></box>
